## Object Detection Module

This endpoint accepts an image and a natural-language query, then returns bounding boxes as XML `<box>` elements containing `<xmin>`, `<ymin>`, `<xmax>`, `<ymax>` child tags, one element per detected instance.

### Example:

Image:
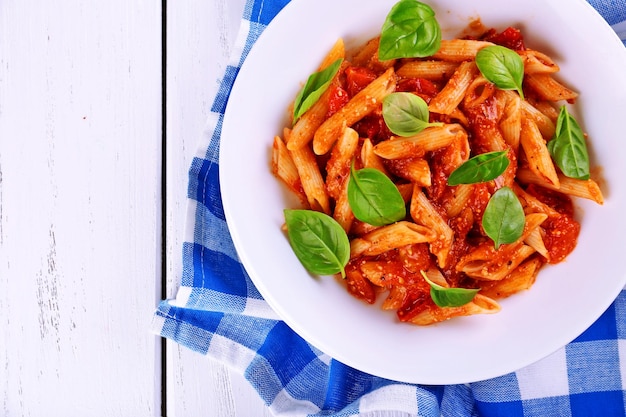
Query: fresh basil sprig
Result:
<box><xmin>476</xmin><ymin>45</ymin><xmax>525</xmax><ymax>99</ymax></box>
<box><xmin>421</xmin><ymin>271</ymin><xmax>479</xmax><ymax>308</ymax></box>
<box><xmin>382</xmin><ymin>92</ymin><xmax>443</xmax><ymax>136</ymax></box>
<box><xmin>447</xmin><ymin>151</ymin><xmax>510</xmax><ymax>186</ymax></box>
<box><xmin>547</xmin><ymin>105</ymin><xmax>590</xmax><ymax>180</ymax></box>
<box><xmin>348</xmin><ymin>165</ymin><xmax>406</xmax><ymax>226</ymax></box>
<box><xmin>378</xmin><ymin>0</ymin><xmax>442</xmax><ymax>60</ymax></box>
<box><xmin>284</xmin><ymin>209</ymin><xmax>350</xmax><ymax>278</ymax></box>
<box><xmin>482</xmin><ymin>186</ymin><xmax>525</xmax><ymax>249</ymax></box>
<box><xmin>292</xmin><ymin>58</ymin><xmax>343</xmax><ymax>123</ymax></box>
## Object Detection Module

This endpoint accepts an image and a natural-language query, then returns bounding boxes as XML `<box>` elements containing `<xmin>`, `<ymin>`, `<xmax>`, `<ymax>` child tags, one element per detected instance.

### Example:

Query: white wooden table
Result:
<box><xmin>0</xmin><ymin>0</ymin><xmax>272</xmax><ymax>415</ymax></box>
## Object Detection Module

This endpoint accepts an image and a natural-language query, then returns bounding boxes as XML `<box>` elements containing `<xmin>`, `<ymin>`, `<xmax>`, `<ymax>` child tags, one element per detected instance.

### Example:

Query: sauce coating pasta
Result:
<box><xmin>272</xmin><ymin>14</ymin><xmax>603</xmax><ymax>325</ymax></box>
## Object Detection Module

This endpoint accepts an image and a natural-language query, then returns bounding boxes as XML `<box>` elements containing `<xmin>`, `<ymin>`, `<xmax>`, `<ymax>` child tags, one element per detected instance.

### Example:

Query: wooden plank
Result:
<box><xmin>0</xmin><ymin>1</ymin><xmax>162</xmax><ymax>415</ymax></box>
<box><xmin>164</xmin><ymin>0</ymin><xmax>273</xmax><ymax>416</ymax></box>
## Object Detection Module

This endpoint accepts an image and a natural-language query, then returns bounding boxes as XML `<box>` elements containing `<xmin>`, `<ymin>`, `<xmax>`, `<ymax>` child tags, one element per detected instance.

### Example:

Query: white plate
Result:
<box><xmin>220</xmin><ymin>0</ymin><xmax>626</xmax><ymax>384</ymax></box>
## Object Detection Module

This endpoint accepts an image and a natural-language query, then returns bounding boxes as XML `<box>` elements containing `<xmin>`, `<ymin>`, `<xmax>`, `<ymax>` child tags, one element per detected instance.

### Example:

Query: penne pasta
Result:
<box><xmin>387</xmin><ymin>158</ymin><xmax>431</xmax><ymax>186</ymax></box>
<box><xmin>432</xmin><ymin>39</ymin><xmax>494</xmax><ymax>62</ymax></box>
<box><xmin>289</xmin><ymin>143</ymin><xmax>331</xmax><ymax>214</ymax></box>
<box><xmin>396</xmin><ymin>60</ymin><xmax>459</xmax><ymax>80</ymax></box>
<box><xmin>520</xmin><ymin>117</ymin><xmax>560</xmax><ymax>188</ymax></box>
<box><xmin>409</xmin><ymin>294</ymin><xmax>501</xmax><ymax>325</ymax></box>
<box><xmin>525</xmin><ymin>73</ymin><xmax>579</xmax><ymax>102</ymax></box>
<box><xmin>519</xmin><ymin>49</ymin><xmax>560</xmax><ymax>74</ymax></box>
<box><xmin>271</xmin><ymin>134</ymin><xmax>307</xmax><ymax>203</ymax></box>
<box><xmin>429</xmin><ymin>61</ymin><xmax>479</xmax><ymax>115</ymax></box>
<box><xmin>479</xmin><ymin>257</ymin><xmax>543</xmax><ymax>299</ymax></box>
<box><xmin>373</xmin><ymin>124</ymin><xmax>466</xmax><ymax>159</ymax></box>
<box><xmin>326</xmin><ymin>127</ymin><xmax>359</xmax><ymax>200</ymax></box>
<box><xmin>410</xmin><ymin>186</ymin><xmax>454</xmax><ymax>268</ymax></box>
<box><xmin>360</xmin><ymin>138</ymin><xmax>389</xmax><ymax>174</ymax></box>
<box><xmin>313</xmin><ymin>67</ymin><xmax>396</xmax><ymax>155</ymax></box>
<box><xmin>272</xmin><ymin>18</ymin><xmax>602</xmax><ymax>326</ymax></box>
<box><xmin>516</xmin><ymin>168</ymin><xmax>604</xmax><ymax>204</ymax></box>
<box><xmin>499</xmin><ymin>91</ymin><xmax>522</xmax><ymax>151</ymax></box>
<box><xmin>350</xmin><ymin>221</ymin><xmax>435</xmax><ymax>258</ymax></box>
<box><xmin>318</xmin><ymin>38</ymin><xmax>346</xmax><ymax>70</ymax></box>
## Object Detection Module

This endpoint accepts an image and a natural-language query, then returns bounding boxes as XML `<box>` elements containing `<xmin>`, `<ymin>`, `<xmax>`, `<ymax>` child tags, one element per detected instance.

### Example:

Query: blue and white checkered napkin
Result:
<box><xmin>153</xmin><ymin>1</ymin><xmax>626</xmax><ymax>415</ymax></box>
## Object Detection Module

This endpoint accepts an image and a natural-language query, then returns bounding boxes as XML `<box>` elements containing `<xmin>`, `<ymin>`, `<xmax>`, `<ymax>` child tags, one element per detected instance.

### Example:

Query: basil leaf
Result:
<box><xmin>382</xmin><ymin>92</ymin><xmax>443</xmax><ymax>136</ymax></box>
<box><xmin>482</xmin><ymin>186</ymin><xmax>525</xmax><ymax>249</ymax></box>
<box><xmin>447</xmin><ymin>151</ymin><xmax>510</xmax><ymax>186</ymax></box>
<box><xmin>476</xmin><ymin>45</ymin><xmax>525</xmax><ymax>99</ymax></box>
<box><xmin>284</xmin><ymin>209</ymin><xmax>350</xmax><ymax>278</ymax></box>
<box><xmin>547</xmin><ymin>105</ymin><xmax>590</xmax><ymax>180</ymax></box>
<box><xmin>378</xmin><ymin>0</ymin><xmax>442</xmax><ymax>60</ymax></box>
<box><xmin>348</xmin><ymin>166</ymin><xmax>406</xmax><ymax>226</ymax></box>
<box><xmin>421</xmin><ymin>271</ymin><xmax>479</xmax><ymax>308</ymax></box>
<box><xmin>292</xmin><ymin>58</ymin><xmax>343</xmax><ymax>123</ymax></box>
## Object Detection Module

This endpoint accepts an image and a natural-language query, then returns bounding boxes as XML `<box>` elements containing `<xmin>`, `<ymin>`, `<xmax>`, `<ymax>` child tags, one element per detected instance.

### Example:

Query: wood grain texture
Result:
<box><xmin>0</xmin><ymin>1</ymin><xmax>162</xmax><ymax>415</ymax></box>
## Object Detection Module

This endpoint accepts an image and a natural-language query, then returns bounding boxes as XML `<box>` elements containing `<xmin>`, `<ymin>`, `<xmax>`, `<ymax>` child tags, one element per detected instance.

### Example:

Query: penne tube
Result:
<box><xmin>350</xmin><ymin>221</ymin><xmax>435</xmax><ymax>258</ymax></box>
<box><xmin>519</xmin><ymin>49</ymin><xmax>560</xmax><ymax>74</ymax></box>
<box><xmin>326</xmin><ymin>127</ymin><xmax>359</xmax><ymax>200</ymax></box>
<box><xmin>429</xmin><ymin>61</ymin><xmax>479</xmax><ymax>115</ymax></box>
<box><xmin>382</xmin><ymin>285</ymin><xmax>406</xmax><ymax>310</ymax></box>
<box><xmin>511</xmin><ymin>182</ymin><xmax>560</xmax><ymax>217</ymax></box>
<box><xmin>396</xmin><ymin>60</ymin><xmax>460</xmax><ymax>80</ymax></box>
<box><xmin>289</xmin><ymin>144</ymin><xmax>331</xmax><ymax>214</ymax></box>
<box><xmin>445</xmin><ymin>184</ymin><xmax>474</xmax><ymax>218</ymax></box>
<box><xmin>520</xmin><ymin>117</ymin><xmax>560</xmax><ymax>188</ymax></box>
<box><xmin>499</xmin><ymin>91</ymin><xmax>522</xmax><ymax>151</ymax></box>
<box><xmin>463</xmin><ymin>75</ymin><xmax>496</xmax><ymax>109</ymax></box>
<box><xmin>432</xmin><ymin>39</ymin><xmax>494</xmax><ymax>62</ymax></box>
<box><xmin>532</xmin><ymin>100</ymin><xmax>560</xmax><ymax>122</ymax></box>
<box><xmin>479</xmin><ymin>257</ymin><xmax>543</xmax><ymax>299</ymax></box>
<box><xmin>423</xmin><ymin>266</ymin><xmax>448</xmax><ymax>288</ymax></box>
<box><xmin>397</xmin><ymin>183</ymin><xmax>415</xmax><ymax>204</ymax></box>
<box><xmin>360</xmin><ymin>138</ymin><xmax>389</xmax><ymax>175</ymax></box>
<box><xmin>520</xmin><ymin>97</ymin><xmax>556</xmax><ymax>138</ymax></box>
<box><xmin>525</xmin><ymin>73</ymin><xmax>579</xmax><ymax>102</ymax></box>
<box><xmin>288</xmin><ymin>79</ymin><xmax>337</xmax><ymax>150</ymax></box>
<box><xmin>456</xmin><ymin>213</ymin><xmax>547</xmax><ymax>281</ymax></box>
<box><xmin>373</xmin><ymin>124</ymin><xmax>466</xmax><ymax>159</ymax></box>
<box><xmin>318</xmin><ymin>38</ymin><xmax>346</xmax><ymax>70</ymax></box>
<box><xmin>388</xmin><ymin>158</ymin><xmax>431</xmax><ymax>186</ymax></box>
<box><xmin>313</xmin><ymin>67</ymin><xmax>396</xmax><ymax>155</ymax></box>
<box><xmin>350</xmin><ymin>36</ymin><xmax>380</xmax><ymax>67</ymax></box>
<box><xmin>333</xmin><ymin>179</ymin><xmax>354</xmax><ymax>233</ymax></box>
<box><xmin>271</xmin><ymin>135</ymin><xmax>307</xmax><ymax>203</ymax></box>
<box><xmin>409</xmin><ymin>294</ymin><xmax>500</xmax><ymax>325</ymax></box>
<box><xmin>524</xmin><ymin>227</ymin><xmax>549</xmax><ymax>259</ymax></box>
<box><xmin>459</xmin><ymin>244</ymin><xmax>536</xmax><ymax>281</ymax></box>
<box><xmin>410</xmin><ymin>186</ymin><xmax>454</xmax><ymax>268</ymax></box>
<box><xmin>516</xmin><ymin>168</ymin><xmax>604</xmax><ymax>204</ymax></box>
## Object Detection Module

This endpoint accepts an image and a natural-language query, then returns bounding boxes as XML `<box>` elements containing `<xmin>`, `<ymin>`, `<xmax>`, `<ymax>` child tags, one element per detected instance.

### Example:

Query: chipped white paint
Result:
<box><xmin>0</xmin><ymin>0</ymin><xmax>162</xmax><ymax>415</ymax></box>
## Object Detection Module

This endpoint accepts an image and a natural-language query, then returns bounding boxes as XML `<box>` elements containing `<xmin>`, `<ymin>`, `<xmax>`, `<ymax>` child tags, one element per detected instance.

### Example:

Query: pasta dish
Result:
<box><xmin>271</xmin><ymin>0</ymin><xmax>603</xmax><ymax>325</ymax></box>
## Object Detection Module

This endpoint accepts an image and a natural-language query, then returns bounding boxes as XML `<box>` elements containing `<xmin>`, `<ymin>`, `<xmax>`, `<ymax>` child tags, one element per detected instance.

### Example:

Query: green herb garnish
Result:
<box><xmin>421</xmin><ymin>271</ymin><xmax>479</xmax><ymax>308</ymax></box>
<box><xmin>378</xmin><ymin>0</ymin><xmax>442</xmax><ymax>60</ymax></box>
<box><xmin>547</xmin><ymin>105</ymin><xmax>590</xmax><ymax>180</ymax></box>
<box><xmin>482</xmin><ymin>186</ymin><xmax>525</xmax><ymax>249</ymax></box>
<box><xmin>292</xmin><ymin>58</ymin><xmax>343</xmax><ymax>123</ymax></box>
<box><xmin>347</xmin><ymin>165</ymin><xmax>406</xmax><ymax>226</ymax></box>
<box><xmin>284</xmin><ymin>209</ymin><xmax>350</xmax><ymax>278</ymax></box>
<box><xmin>382</xmin><ymin>92</ymin><xmax>443</xmax><ymax>137</ymax></box>
<box><xmin>448</xmin><ymin>151</ymin><xmax>510</xmax><ymax>186</ymax></box>
<box><xmin>476</xmin><ymin>45</ymin><xmax>525</xmax><ymax>99</ymax></box>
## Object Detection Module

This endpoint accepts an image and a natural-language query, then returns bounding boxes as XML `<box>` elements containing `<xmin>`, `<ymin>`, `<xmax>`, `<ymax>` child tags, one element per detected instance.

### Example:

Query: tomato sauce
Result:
<box><xmin>277</xmin><ymin>21</ymin><xmax>595</xmax><ymax>325</ymax></box>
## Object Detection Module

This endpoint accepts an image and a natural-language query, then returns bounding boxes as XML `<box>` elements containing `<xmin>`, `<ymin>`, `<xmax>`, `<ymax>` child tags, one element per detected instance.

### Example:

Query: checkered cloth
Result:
<box><xmin>153</xmin><ymin>1</ymin><xmax>626</xmax><ymax>415</ymax></box>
